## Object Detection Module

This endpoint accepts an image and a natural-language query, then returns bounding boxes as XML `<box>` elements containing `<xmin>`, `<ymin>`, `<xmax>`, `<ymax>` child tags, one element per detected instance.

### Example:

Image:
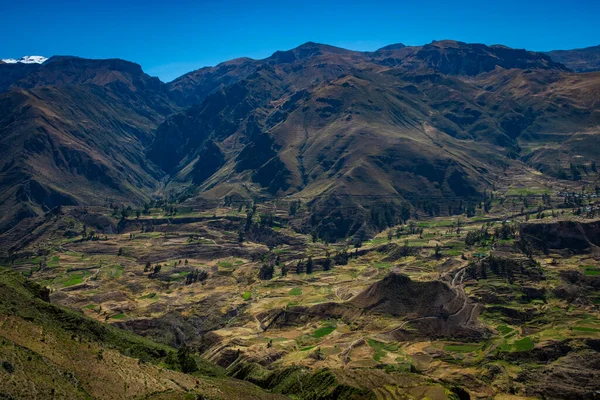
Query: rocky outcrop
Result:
<box><xmin>520</xmin><ymin>220</ymin><xmax>600</xmax><ymax>252</ymax></box>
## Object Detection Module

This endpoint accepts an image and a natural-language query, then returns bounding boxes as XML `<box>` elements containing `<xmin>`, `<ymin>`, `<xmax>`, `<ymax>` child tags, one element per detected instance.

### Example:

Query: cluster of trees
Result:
<box><xmin>556</xmin><ymin>161</ymin><xmax>597</xmax><ymax>181</ymax></box>
<box><xmin>287</xmin><ymin>252</ymin><xmax>335</xmax><ymax>276</ymax></box>
<box><xmin>533</xmin><ymin>205</ymin><xmax>546</xmax><ymax>220</ymax></box>
<box><xmin>384</xmin><ymin>221</ymin><xmax>426</xmax><ymax>242</ymax></box>
<box><xmin>144</xmin><ymin>261</ymin><xmax>162</xmax><ymax>275</ymax></box>
<box><xmin>257</xmin><ymin>252</ymin><xmax>285</xmax><ymax>280</ymax></box>
<box><xmin>142</xmin><ymin>198</ymin><xmax>178</xmax><ymax>215</ymax></box>
<box><xmin>563</xmin><ymin>192</ymin><xmax>587</xmax><ymax>208</ymax></box>
<box><xmin>288</xmin><ymin>200</ymin><xmax>302</xmax><ymax>216</ymax></box>
<box><xmin>493</xmin><ymin>223</ymin><xmax>518</xmax><ymax>240</ymax></box>
<box><xmin>259</xmin><ymin>212</ymin><xmax>275</xmax><ymax>227</ymax></box>
<box><xmin>165</xmin><ymin>346</ymin><xmax>198</xmax><ymax>373</ymax></box>
<box><xmin>163</xmin><ymin>205</ymin><xmax>178</xmax><ymax>216</ymax></box>
<box><xmin>333</xmin><ymin>248</ymin><xmax>349</xmax><ymax>265</ymax></box>
<box><xmin>465</xmin><ymin>227</ymin><xmax>491</xmax><ymax>247</ymax></box>
<box><xmin>185</xmin><ymin>269</ymin><xmax>208</xmax><ymax>285</ymax></box>
<box><xmin>237</xmin><ymin>207</ymin><xmax>285</xmax><ymax>250</ymax></box>
<box><xmin>295</xmin><ymin>257</ymin><xmax>314</xmax><ymax>274</ymax></box>
<box><xmin>418</xmin><ymin>200</ymin><xmax>441</xmax><ymax>218</ymax></box>
<box><xmin>223</xmin><ymin>196</ymin><xmax>242</xmax><ymax>207</ymax></box>
<box><xmin>140</xmin><ymin>223</ymin><xmax>156</xmax><ymax>233</ymax></box>
<box><xmin>110</xmin><ymin>204</ymin><xmax>133</xmax><ymax>219</ymax></box>
<box><xmin>142</xmin><ymin>259</ymin><xmax>206</xmax><ymax>282</ymax></box>
<box><xmin>109</xmin><ymin>198</ymin><xmax>189</xmax><ymax>221</ymax></box>
<box><xmin>573</xmin><ymin>206</ymin><xmax>599</xmax><ymax>219</ymax></box>
<box><xmin>369</xmin><ymin>202</ymin><xmax>410</xmax><ymax>230</ymax></box>
<box><xmin>257</xmin><ymin>252</ymin><xmax>337</xmax><ymax>278</ymax></box>
<box><xmin>465</xmin><ymin>222</ymin><xmax>518</xmax><ymax>247</ymax></box>
<box><xmin>80</xmin><ymin>225</ymin><xmax>106</xmax><ymax>241</ymax></box>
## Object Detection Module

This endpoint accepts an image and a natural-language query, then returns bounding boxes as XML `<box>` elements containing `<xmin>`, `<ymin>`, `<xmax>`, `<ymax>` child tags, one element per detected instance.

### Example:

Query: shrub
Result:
<box><xmin>258</xmin><ymin>264</ymin><xmax>274</xmax><ymax>280</ymax></box>
<box><xmin>2</xmin><ymin>361</ymin><xmax>14</xmax><ymax>373</ymax></box>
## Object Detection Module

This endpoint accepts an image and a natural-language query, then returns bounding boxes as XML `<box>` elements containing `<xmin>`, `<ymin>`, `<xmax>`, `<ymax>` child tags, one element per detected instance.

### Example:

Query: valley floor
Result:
<box><xmin>2</xmin><ymin>184</ymin><xmax>600</xmax><ymax>399</ymax></box>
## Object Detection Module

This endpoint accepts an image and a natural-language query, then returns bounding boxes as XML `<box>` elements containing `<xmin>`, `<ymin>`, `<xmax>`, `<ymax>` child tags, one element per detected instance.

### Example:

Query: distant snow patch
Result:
<box><xmin>1</xmin><ymin>55</ymin><xmax>48</xmax><ymax>64</ymax></box>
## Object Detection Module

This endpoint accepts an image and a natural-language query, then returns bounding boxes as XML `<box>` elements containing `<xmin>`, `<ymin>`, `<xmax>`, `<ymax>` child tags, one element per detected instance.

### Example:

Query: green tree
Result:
<box><xmin>258</xmin><ymin>264</ymin><xmax>274</xmax><ymax>280</ymax></box>
<box><xmin>306</xmin><ymin>257</ymin><xmax>314</xmax><ymax>274</ymax></box>
<box><xmin>408</xmin><ymin>220</ymin><xmax>417</xmax><ymax>235</ymax></box>
<box><xmin>177</xmin><ymin>347</ymin><xmax>198</xmax><ymax>373</ymax></box>
<box><xmin>295</xmin><ymin>260</ymin><xmax>304</xmax><ymax>275</ymax></box>
<box><xmin>466</xmin><ymin>203</ymin><xmax>476</xmax><ymax>217</ymax></box>
<box><xmin>395</xmin><ymin>226</ymin><xmax>403</xmax><ymax>238</ymax></box>
<box><xmin>323</xmin><ymin>251</ymin><xmax>332</xmax><ymax>271</ymax></box>
<box><xmin>399</xmin><ymin>202</ymin><xmax>411</xmax><ymax>224</ymax></box>
<box><xmin>289</xmin><ymin>200</ymin><xmax>301</xmax><ymax>216</ymax></box>
<box><xmin>311</xmin><ymin>230</ymin><xmax>318</xmax><ymax>243</ymax></box>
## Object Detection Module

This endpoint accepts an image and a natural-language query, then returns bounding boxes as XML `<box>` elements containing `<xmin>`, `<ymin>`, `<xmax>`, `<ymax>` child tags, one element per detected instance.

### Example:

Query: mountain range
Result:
<box><xmin>1</xmin><ymin>41</ymin><xmax>599</xmax><ymax>240</ymax></box>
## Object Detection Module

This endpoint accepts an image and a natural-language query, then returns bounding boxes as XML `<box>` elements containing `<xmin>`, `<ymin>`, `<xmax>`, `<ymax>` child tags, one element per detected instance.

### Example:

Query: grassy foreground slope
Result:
<box><xmin>0</xmin><ymin>268</ymin><xmax>286</xmax><ymax>400</ymax></box>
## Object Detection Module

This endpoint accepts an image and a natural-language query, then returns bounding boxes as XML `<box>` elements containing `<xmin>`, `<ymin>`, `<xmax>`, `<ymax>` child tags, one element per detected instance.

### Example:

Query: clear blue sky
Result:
<box><xmin>1</xmin><ymin>0</ymin><xmax>599</xmax><ymax>82</ymax></box>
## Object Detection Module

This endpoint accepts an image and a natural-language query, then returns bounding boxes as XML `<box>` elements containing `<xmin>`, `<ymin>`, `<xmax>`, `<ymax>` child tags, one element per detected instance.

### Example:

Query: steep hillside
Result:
<box><xmin>150</xmin><ymin>41</ymin><xmax>600</xmax><ymax>239</ymax></box>
<box><xmin>166</xmin><ymin>42</ymin><xmax>369</xmax><ymax>108</ymax></box>
<box><xmin>0</xmin><ymin>57</ymin><xmax>180</xmax><ymax>232</ymax></box>
<box><xmin>1</xmin><ymin>41</ymin><xmax>599</xmax><ymax>242</ymax></box>
<box><xmin>0</xmin><ymin>62</ymin><xmax>42</xmax><ymax>91</ymax></box>
<box><xmin>546</xmin><ymin>44</ymin><xmax>600</xmax><ymax>72</ymax></box>
<box><xmin>0</xmin><ymin>269</ymin><xmax>285</xmax><ymax>399</ymax></box>
<box><xmin>167</xmin><ymin>57</ymin><xmax>259</xmax><ymax>106</ymax></box>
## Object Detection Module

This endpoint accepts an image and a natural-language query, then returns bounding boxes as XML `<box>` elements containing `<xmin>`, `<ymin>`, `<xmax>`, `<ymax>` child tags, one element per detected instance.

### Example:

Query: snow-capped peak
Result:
<box><xmin>2</xmin><ymin>55</ymin><xmax>48</xmax><ymax>64</ymax></box>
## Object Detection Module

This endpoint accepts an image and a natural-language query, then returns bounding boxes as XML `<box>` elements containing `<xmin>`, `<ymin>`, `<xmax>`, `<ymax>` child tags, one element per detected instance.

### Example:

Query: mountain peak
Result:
<box><xmin>292</xmin><ymin>41</ymin><xmax>356</xmax><ymax>54</ymax></box>
<box><xmin>376</xmin><ymin>43</ymin><xmax>407</xmax><ymax>51</ymax></box>
<box><xmin>268</xmin><ymin>42</ymin><xmax>359</xmax><ymax>64</ymax></box>
<box><xmin>1</xmin><ymin>55</ymin><xmax>48</xmax><ymax>64</ymax></box>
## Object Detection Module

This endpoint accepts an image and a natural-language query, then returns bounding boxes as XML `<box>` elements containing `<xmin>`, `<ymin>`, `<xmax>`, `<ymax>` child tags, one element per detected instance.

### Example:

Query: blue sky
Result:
<box><xmin>1</xmin><ymin>0</ymin><xmax>599</xmax><ymax>82</ymax></box>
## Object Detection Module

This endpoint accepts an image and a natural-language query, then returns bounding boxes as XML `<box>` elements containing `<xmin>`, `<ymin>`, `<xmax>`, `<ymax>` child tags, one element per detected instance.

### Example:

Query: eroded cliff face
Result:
<box><xmin>520</xmin><ymin>220</ymin><xmax>600</xmax><ymax>252</ymax></box>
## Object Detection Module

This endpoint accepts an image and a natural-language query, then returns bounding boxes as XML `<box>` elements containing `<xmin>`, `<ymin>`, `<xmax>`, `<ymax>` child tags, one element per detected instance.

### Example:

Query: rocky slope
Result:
<box><xmin>546</xmin><ymin>44</ymin><xmax>600</xmax><ymax>72</ymax></box>
<box><xmin>0</xmin><ymin>57</ymin><xmax>180</xmax><ymax>231</ymax></box>
<box><xmin>0</xmin><ymin>269</ymin><xmax>284</xmax><ymax>399</ymax></box>
<box><xmin>149</xmin><ymin>41</ymin><xmax>600</xmax><ymax>239</ymax></box>
<box><xmin>1</xmin><ymin>40</ymin><xmax>600</xmax><ymax>241</ymax></box>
